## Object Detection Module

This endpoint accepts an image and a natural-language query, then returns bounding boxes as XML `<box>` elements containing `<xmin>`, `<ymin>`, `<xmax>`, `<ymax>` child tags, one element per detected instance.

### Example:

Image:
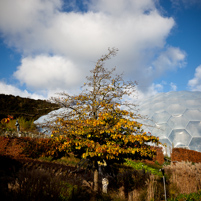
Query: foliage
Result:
<box><xmin>22</xmin><ymin>138</ymin><xmax>54</xmax><ymax>158</ymax></box>
<box><xmin>1</xmin><ymin>115</ymin><xmax>13</xmax><ymax>124</ymax></box>
<box><xmin>48</xmin><ymin>48</ymin><xmax>161</xmax><ymax>168</ymax></box>
<box><xmin>0</xmin><ymin>136</ymin><xmax>53</xmax><ymax>159</ymax></box>
<box><xmin>163</xmin><ymin>156</ymin><xmax>171</xmax><ymax>166</ymax></box>
<box><xmin>5</xmin><ymin>116</ymin><xmax>36</xmax><ymax>132</ymax></box>
<box><xmin>51</xmin><ymin>154</ymin><xmax>80</xmax><ymax>166</ymax></box>
<box><xmin>168</xmin><ymin>190</ymin><xmax>201</xmax><ymax>201</ymax></box>
<box><xmin>0</xmin><ymin>115</ymin><xmax>14</xmax><ymax>132</ymax></box>
<box><xmin>0</xmin><ymin>136</ymin><xmax>11</xmax><ymax>155</ymax></box>
<box><xmin>0</xmin><ymin>136</ymin><xmax>28</xmax><ymax>158</ymax></box>
<box><xmin>125</xmin><ymin>159</ymin><xmax>163</xmax><ymax>177</ymax></box>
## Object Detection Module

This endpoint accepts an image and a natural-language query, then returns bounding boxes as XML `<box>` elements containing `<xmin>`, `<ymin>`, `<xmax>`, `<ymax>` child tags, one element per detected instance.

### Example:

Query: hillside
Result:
<box><xmin>0</xmin><ymin>94</ymin><xmax>59</xmax><ymax>121</ymax></box>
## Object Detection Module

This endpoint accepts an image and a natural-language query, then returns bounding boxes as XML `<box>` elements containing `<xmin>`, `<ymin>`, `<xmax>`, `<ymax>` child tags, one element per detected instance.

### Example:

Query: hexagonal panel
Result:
<box><xmin>151</xmin><ymin>95</ymin><xmax>166</xmax><ymax>104</ymax></box>
<box><xmin>184</xmin><ymin>99</ymin><xmax>201</xmax><ymax>109</ymax></box>
<box><xmin>180</xmin><ymin>91</ymin><xmax>195</xmax><ymax>99</ymax></box>
<box><xmin>152</xmin><ymin>102</ymin><xmax>166</xmax><ymax>112</ymax></box>
<box><xmin>140</xmin><ymin>108</ymin><xmax>155</xmax><ymax>119</ymax></box>
<box><xmin>140</xmin><ymin>118</ymin><xmax>155</xmax><ymax>128</ymax></box>
<box><xmin>167</xmin><ymin>116</ymin><xmax>189</xmax><ymax>129</ymax></box>
<box><xmin>167</xmin><ymin>104</ymin><xmax>186</xmax><ymax>116</ymax></box>
<box><xmin>169</xmin><ymin>129</ymin><xmax>192</xmax><ymax>147</ymax></box>
<box><xmin>189</xmin><ymin>137</ymin><xmax>201</xmax><ymax>152</ymax></box>
<box><xmin>186</xmin><ymin>121</ymin><xmax>201</xmax><ymax>137</ymax></box>
<box><xmin>166</xmin><ymin>97</ymin><xmax>181</xmax><ymax>105</ymax></box>
<box><xmin>184</xmin><ymin>109</ymin><xmax>201</xmax><ymax>121</ymax></box>
<box><xmin>135</xmin><ymin>91</ymin><xmax>201</xmax><ymax>154</ymax></box>
<box><xmin>152</xmin><ymin>123</ymin><xmax>172</xmax><ymax>138</ymax></box>
<box><xmin>140</xmin><ymin>109</ymin><xmax>150</xmax><ymax>116</ymax></box>
<box><xmin>152</xmin><ymin>111</ymin><xmax>171</xmax><ymax>124</ymax></box>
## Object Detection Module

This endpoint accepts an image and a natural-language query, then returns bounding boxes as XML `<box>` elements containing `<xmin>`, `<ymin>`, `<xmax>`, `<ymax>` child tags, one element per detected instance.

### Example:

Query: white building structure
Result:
<box><xmin>139</xmin><ymin>91</ymin><xmax>201</xmax><ymax>155</ymax></box>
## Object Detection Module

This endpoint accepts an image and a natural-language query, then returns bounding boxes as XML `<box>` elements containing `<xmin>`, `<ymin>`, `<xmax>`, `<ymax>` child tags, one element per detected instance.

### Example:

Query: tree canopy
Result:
<box><xmin>48</xmin><ymin>48</ymin><xmax>161</xmax><ymax>165</ymax></box>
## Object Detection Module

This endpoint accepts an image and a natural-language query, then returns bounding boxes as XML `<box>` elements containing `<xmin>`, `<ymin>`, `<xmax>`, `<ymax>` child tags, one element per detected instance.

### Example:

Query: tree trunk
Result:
<box><xmin>94</xmin><ymin>168</ymin><xmax>99</xmax><ymax>192</ymax></box>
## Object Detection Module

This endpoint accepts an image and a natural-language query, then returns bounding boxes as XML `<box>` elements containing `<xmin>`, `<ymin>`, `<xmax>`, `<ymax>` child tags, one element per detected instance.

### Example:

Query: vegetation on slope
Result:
<box><xmin>0</xmin><ymin>94</ymin><xmax>59</xmax><ymax>121</ymax></box>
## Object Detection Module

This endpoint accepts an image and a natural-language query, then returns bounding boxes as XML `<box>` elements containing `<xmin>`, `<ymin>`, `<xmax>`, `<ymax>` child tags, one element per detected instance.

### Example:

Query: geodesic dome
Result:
<box><xmin>138</xmin><ymin>91</ymin><xmax>201</xmax><ymax>154</ymax></box>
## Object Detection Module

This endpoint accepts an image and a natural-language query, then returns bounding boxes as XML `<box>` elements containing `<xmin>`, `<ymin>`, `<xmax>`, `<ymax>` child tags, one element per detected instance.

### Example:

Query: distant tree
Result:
<box><xmin>49</xmin><ymin>48</ymin><xmax>161</xmax><ymax>191</ymax></box>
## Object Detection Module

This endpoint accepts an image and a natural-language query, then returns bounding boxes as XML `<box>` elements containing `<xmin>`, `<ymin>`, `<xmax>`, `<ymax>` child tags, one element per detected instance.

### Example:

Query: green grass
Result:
<box><xmin>53</xmin><ymin>155</ymin><xmax>80</xmax><ymax>166</ymax></box>
<box><xmin>168</xmin><ymin>190</ymin><xmax>201</xmax><ymax>201</ymax></box>
<box><xmin>125</xmin><ymin>159</ymin><xmax>163</xmax><ymax>177</ymax></box>
<box><xmin>38</xmin><ymin>154</ymin><xmax>80</xmax><ymax>166</ymax></box>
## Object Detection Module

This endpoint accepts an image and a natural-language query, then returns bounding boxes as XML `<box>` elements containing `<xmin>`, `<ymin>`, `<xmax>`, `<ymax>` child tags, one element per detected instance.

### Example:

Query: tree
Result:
<box><xmin>49</xmin><ymin>48</ymin><xmax>161</xmax><ymax>191</ymax></box>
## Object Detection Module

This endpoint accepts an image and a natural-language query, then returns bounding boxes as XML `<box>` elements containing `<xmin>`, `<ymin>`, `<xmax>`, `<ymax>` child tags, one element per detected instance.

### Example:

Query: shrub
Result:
<box><xmin>22</xmin><ymin>138</ymin><xmax>54</xmax><ymax>158</ymax></box>
<box><xmin>7</xmin><ymin>117</ymin><xmax>36</xmax><ymax>132</ymax></box>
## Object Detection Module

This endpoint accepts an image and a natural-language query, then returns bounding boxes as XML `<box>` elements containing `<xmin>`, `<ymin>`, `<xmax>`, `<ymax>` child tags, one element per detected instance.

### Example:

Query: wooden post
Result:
<box><xmin>94</xmin><ymin>168</ymin><xmax>99</xmax><ymax>192</ymax></box>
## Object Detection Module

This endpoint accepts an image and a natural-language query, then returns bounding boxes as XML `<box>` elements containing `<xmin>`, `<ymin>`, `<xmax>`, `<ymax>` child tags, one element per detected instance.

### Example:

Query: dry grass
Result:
<box><xmin>164</xmin><ymin>161</ymin><xmax>201</xmax><ymax>195</ymax></box>
<box><xmin>146</xmin><ymin>174</ymin><xmax>156</xmax><ymax>201</ymax></box>
<box><xmin>3</xmin><ymin>165</ymin><xmax>92</xmax><ymax>201</ymax></box>
<box><xmin>126</xmin><ymin>174</ymin><xmax>165</xmax><ymax>201</ymax></box>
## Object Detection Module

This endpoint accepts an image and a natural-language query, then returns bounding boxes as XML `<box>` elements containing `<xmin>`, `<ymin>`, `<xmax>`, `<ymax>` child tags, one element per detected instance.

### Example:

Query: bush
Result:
<box><xmin>22</xmin><ymin>138</ymin><xmax>55</xmax><ymax>158</ymax></box>
<box><xmin>6</xmin><ymin>117</ymin><xmax>36</xmax><ymax>132</ymax></box>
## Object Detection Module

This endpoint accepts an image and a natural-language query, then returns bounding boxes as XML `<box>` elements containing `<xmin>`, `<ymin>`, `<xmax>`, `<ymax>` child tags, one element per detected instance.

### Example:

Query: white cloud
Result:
<box><xmin>188</xmin><ymin>65</ymin><xmax>201</xmax><ymax>91</ymax></box>
<box><xmin>137</xmin><ymin>46</ymin><xmax>186</xmax><ymax>91</ymax></box>
<box><xmin>152</xmin><ymin>47</ymin><xmax>186</xmax><ymax>73</ymax></box>
<box><xmin>133</xmin><ymin>83</ymin><xmax>164</xmax><ymax>102</ymax></box>
<box><xmin>13</xmin><ymin>55</ymin><xmax>82</xmax><ymax>91</ymax></box>
<box><xmin>170</xmin><ymin>82</ymin><xmax>177</xmax><ymax>91</ymax></box>
<box><xmin>0</xmin><ymin>0</ymin><xmax>174</xmax><ymax>59</ymax></box>
<box><xmin>136</xmin><ymin>81</ymin><xmax>178</xmax><ymax>101</ymax></box>
<box><xmin>0</xmin><ymin>0</ymin><xmax>186</xmax><ymax>97</ymax></box>
<box><xmin>0</xmin><ymin>0</ymin><xmax>62</xmax><ymax>33</ymax></box>
<box><xmin>0</xmin><ymin>81</ymin><xmax>45</xmax><ymax>99</ymax></box>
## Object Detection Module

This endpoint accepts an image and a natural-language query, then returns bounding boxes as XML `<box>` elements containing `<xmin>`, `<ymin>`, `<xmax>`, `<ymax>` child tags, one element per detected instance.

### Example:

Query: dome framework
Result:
<box><xmin>139</xmin><ymin>91</ymin><xmax>201</xmax><ymax>154</ymax></box>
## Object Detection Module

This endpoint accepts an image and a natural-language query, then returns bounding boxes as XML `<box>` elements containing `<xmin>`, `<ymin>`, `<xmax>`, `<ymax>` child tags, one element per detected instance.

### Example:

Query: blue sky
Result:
<box><xmin>0</xmin><ymin>0</ymin><xmax>201</xmax><ymax>100</ymax></box>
